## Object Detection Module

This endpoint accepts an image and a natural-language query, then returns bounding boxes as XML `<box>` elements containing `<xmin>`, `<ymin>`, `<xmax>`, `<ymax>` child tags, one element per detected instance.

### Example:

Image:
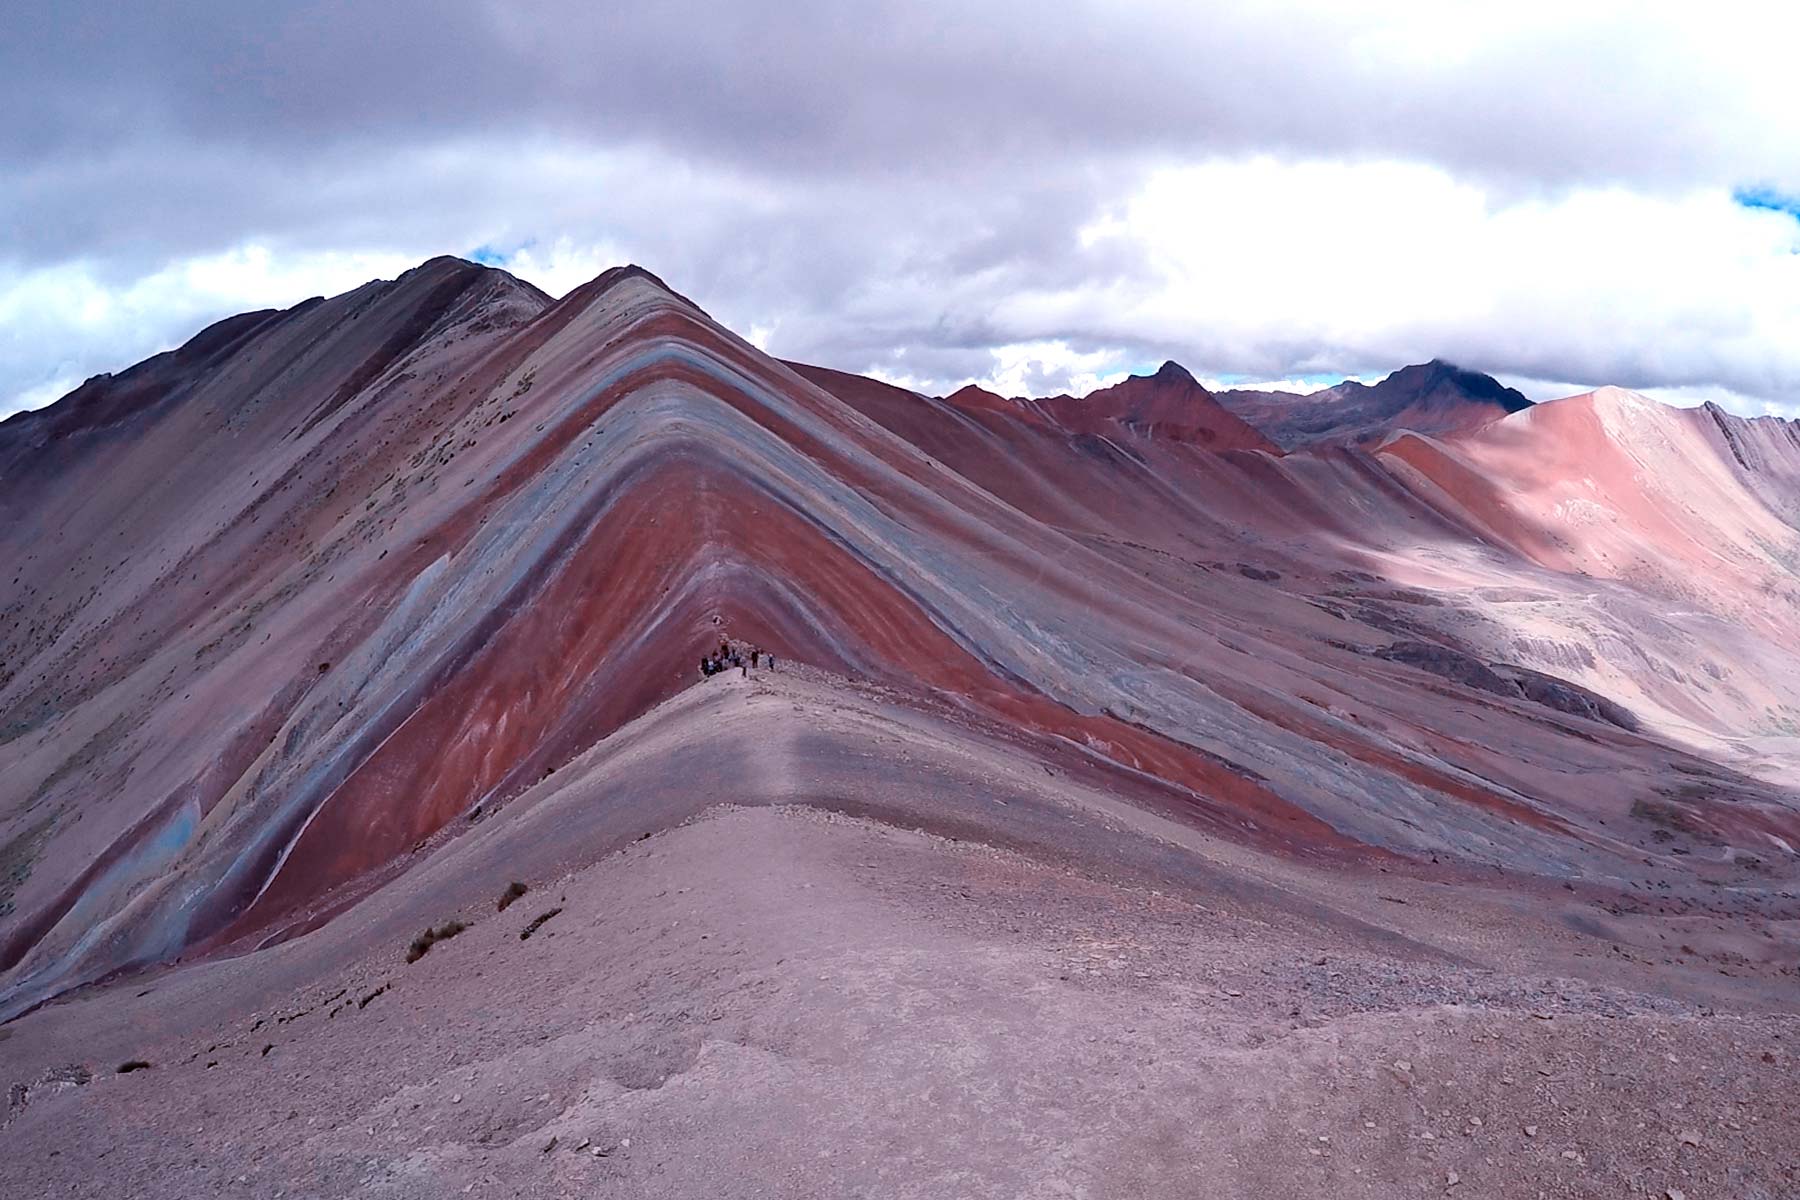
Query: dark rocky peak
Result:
<box><xmin>1375</xmin><ymin>359</ymin><xmax>1531</xmax><ymax>412</ymax></box>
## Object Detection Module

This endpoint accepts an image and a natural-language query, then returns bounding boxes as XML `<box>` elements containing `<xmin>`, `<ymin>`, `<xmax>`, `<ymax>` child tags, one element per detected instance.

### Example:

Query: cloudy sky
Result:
<box><xmin>4</xmin><ymin>0</ymin><xmax>1799</xmax><ymax>418</ymax></box>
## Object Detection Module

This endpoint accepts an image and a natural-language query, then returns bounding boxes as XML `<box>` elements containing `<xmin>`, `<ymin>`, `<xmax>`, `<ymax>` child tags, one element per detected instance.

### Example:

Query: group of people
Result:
<box><xmin>700</xmin><ymin>639</ymin><xmax>774</xmax><ymax>679</ymax></box>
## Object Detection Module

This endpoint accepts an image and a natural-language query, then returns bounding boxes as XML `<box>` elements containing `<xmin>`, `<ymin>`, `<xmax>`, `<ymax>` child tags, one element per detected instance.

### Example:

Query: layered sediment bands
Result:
<box><xmin>3</xmin><ymin>258</ymin><xmax>1800</xmax><ymax>1021</ymax></box>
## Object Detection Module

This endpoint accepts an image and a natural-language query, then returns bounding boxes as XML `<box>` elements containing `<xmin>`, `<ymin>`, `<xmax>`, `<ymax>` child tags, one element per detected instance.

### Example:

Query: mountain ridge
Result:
<box><xmin>3</xmin><ymin>257</ymin><xmax>1798</xmax><ymax>1032</ymax></box>
<box><xmin>1216</xmin><ymin>357</ymin><xmax>1532</xmax><ymax>448</ymax></box>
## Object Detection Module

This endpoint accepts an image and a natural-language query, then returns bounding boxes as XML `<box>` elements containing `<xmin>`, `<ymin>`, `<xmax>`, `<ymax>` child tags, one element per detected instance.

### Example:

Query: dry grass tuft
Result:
<box><xmin>406</xmin><ymin>919</ymin><xmax>469</xmax><ymax>963</ymax></box>
<box><xmin>519</xmin><ymin>907</ymin><xmax>563</xmax><ymax>941</ymax></box>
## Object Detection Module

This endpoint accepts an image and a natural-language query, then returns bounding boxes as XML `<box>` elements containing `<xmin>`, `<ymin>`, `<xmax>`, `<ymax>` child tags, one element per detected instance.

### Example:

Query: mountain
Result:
<box><xmin>1217</xmin><ymin>358</ymin><xmax>1533</xmax><ymax>448</ymax></box>
<box><xmin>932</xmin><ymin>360</ymin><xmax>1278</xmax><ymax>452</ymax></box>
<box><xmin>3</xmin><ymin>260</ymin><xmax>1798</xmax><ymax>1197</ymax></box>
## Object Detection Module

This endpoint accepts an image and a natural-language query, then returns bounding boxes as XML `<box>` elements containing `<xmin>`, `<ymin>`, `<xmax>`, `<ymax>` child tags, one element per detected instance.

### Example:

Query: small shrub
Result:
<box><xmin>405</xmin><ymin>919</ymin><xmax>469</xmax><ymax>963</ymax></box>
<box><xmin>519</xmin><ymin>907</ymin><xmax>563</xmax><ymax>941</ymax></box>
<box><xmin>117</xmin><ymin>1060</ymin><xmax>152</xmax><ymax>1073</ymax></box>
<box><xmin>497</xmin><ymin>881</ymin><xmax>529</xmax><ymax>912</ymax></box>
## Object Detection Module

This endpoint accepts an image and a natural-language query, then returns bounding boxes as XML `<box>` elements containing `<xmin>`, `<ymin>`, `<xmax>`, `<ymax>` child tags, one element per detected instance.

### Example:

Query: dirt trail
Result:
<box><xmin>3</xmin><ymin>673</ymin><xmax>1794</xmax><ymax>1198</ymax></box>
<box><xmin>3</xmin><ymin>805</ymin><xmax>1792</xmax><ymax>1199</ymax></box>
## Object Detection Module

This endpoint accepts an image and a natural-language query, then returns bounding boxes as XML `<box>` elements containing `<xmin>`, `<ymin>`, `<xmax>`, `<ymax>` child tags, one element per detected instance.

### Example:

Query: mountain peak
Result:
<box><xmin>1054</xmin><ymin>363</ymin><xmax>1275</xmax><ymax>452</ymax></box>
<box><xmin>1214</xmin><ymin>358</ymin><xmax>1532</xmax><ymax>448</ymax></box>
<box><xmin>551</xmin><ymin>262</ymin><xmax>707</xmax><ymax>319</ymax></box>
<box><xmin>1381</xmin><ymin>359</ymin><xmax>1531</xmax><ymax>413</ymax></box>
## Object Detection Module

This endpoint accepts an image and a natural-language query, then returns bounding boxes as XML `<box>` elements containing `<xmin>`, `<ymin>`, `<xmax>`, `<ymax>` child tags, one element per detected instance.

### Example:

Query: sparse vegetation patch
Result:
<box><xmin>406</xmin><ymin>919</ymin><xmax>469</xmax><ymax>963</ymax></box>
<box><xmin>519</xmin><ymin>907</ymin><xmax>563</xmax><ymax>941</ymax></box>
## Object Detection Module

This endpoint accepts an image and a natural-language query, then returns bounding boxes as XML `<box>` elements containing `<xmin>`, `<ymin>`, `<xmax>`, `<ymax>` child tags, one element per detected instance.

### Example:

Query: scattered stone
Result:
<box><xmin>1524</xmin><ymin>1125</ymin><xmax>1538</xmax><ymax>1138</ymax></box>
<box><xmin>1677</xmin><ymin>1129</ymin><xmax>1701</xmax><ymax>1148</ymax></box>
<box><xmin>1446</xmin><ymin>1168</ymin><xmax>1460</xmax><ymax>1187</ymax></box>
<box><xmin>451</xmin><ymin>1093</ymin><xmax>463</xmax><ymax>1105</ymax></box>
<box><xmin>541</xmin><ymin>1136</ymin><xmax>557</xmax><ymax>1154</ymax></box>
<box><xmin>1666</xmin><ymin>1190</ymin><xmax>1686</xmax><ymax>1200</ymax></box>
<box><xmin>1394</xmin><ymin>1059</ymin><xmax>1413</xmax><ymax>1073</ymax></box>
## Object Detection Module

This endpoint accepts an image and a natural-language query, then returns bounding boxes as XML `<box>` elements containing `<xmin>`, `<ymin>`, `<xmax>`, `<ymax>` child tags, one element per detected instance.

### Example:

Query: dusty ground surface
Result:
<box><xmin>4</xmin><ymin>673</ymin><xmax>1795</xmax><ymax>1199</ymax></box>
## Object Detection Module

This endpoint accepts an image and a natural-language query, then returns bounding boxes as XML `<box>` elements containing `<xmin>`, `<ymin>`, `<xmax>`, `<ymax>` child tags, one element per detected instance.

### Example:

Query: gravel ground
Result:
<box><xmin>4</xmin><ymin>674</ymin><xmax>1796</xmax><ymax>1198</ymax></box>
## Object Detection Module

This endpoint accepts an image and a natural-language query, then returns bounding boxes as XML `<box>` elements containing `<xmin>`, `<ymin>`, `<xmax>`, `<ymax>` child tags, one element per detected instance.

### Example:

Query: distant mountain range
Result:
<box><xmin>911</xmin><ymin>356</ymin><xmax>1531</xmax><ymax>452</ymax></box>
<box><xmin>1214</xmin><ymin>358</ymin><xmax>1534</xmax><ymax>449</ymax></box>
<box><xmin>937</xmin><ymin>359</ymin><xmax>1277</xmax><ymax>452</ymax></box>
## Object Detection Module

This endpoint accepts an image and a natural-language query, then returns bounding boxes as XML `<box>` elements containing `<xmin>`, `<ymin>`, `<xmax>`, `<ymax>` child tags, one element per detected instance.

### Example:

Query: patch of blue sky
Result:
<box><xmin>1732</xmin><ymin>185</ymin><xmax>1800</xmax><ymax>221</ymax></box>
<box><xmin>466</xmin><ymin>238</ymin><xmax>540</xmax><ymax>267</ymax></box>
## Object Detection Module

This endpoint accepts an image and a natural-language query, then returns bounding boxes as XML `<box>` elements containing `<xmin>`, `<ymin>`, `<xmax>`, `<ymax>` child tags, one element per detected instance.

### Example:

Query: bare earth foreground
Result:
<box><xmin>3</xmin><ymin>259</ymin><xmax>1800</xmax><ymax>1196</ymax></box>
<box><xmin>4</xmin><ymin>671</ymin><xmax>1796</xmax><ymax>1198</ymax></box>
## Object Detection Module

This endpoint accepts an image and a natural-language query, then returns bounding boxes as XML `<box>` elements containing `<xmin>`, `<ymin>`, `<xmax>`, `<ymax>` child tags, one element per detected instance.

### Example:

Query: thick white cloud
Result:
<box><xmin>0</xmin><ymin>245</ymin><xmax>420</xmax><ymax>419</ymax></box>
<box><xmin>1063</xmin><ymin>159</ymin><xmax>1800</xmax><ymax>398</ymax></box>
<box><xmin>4</xmin><ymin>2</ymin><xmax>1799</xmax><ymax>417</ymax></box>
